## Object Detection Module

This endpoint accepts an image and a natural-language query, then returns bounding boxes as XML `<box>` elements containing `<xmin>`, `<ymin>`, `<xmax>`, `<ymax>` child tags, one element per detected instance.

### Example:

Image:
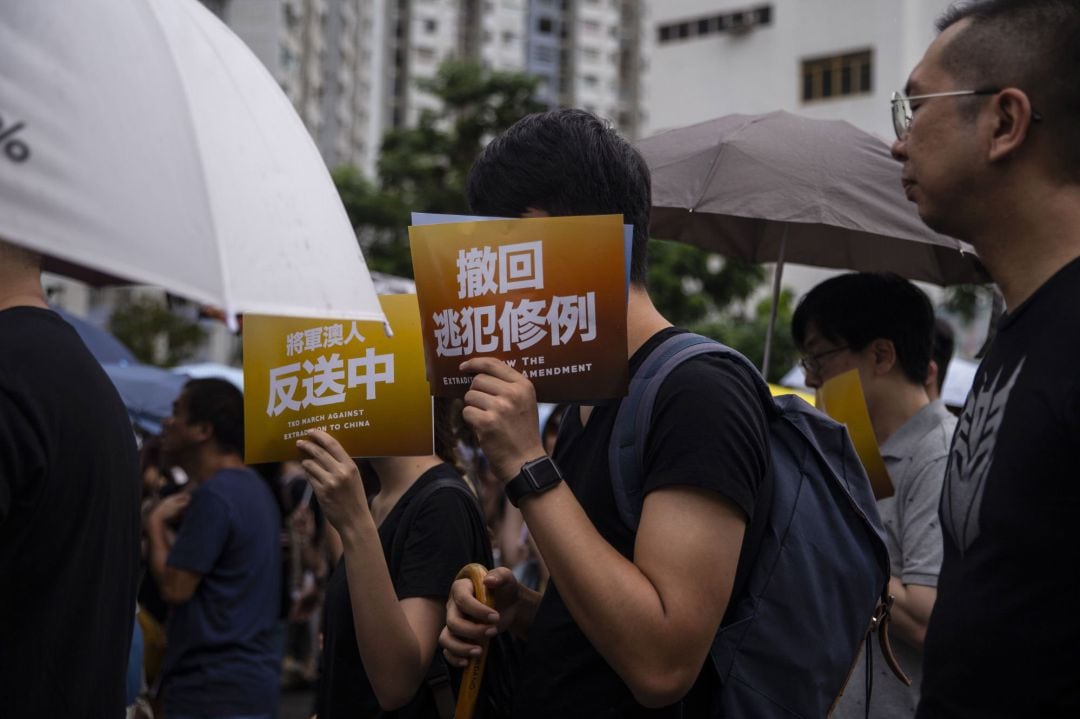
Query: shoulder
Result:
<box><xmin>411</xmin><ymin>475</ymin><xmax>481</xmax><ymax>522</ymax></box>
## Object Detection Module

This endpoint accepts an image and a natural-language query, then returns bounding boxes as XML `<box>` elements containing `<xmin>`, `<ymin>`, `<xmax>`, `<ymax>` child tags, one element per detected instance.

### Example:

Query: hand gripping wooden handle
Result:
<box><xmin>454</xmin><ymin>563</ymin><xmax>493</xmax><ymax>719</ymax></box>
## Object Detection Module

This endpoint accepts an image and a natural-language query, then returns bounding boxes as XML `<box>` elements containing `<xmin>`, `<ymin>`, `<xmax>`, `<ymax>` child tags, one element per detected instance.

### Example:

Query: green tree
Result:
<box><xmin>335</xmin><ymin>61</ymin><xmax>544</xmax><ymax>277</ymax></box>
<box><xmin>109</xmin><ymin>297</ymin><xmax>206</xmax><ymax>367</ymax></box>
<box><xmin>646</xmin><ymin>239</ymin><xmax>765</xmax><ymax>327</ymax></box>
<box><xmin>698</xmin><ymin>289</ymin><xmax>800</xmax><ymax>383</ymax></box>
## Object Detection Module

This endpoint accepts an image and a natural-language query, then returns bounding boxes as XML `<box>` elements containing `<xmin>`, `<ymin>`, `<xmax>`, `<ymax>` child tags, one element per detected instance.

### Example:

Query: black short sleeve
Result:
<box><xmin>395</xmin><ymin>486</ymin><xmax>487</xmax><ymax>601</ymax></box>
<box><xmin>642</xmin><ymin>355</ymin><xmax>769</xmax><ymax>520</ymax></box>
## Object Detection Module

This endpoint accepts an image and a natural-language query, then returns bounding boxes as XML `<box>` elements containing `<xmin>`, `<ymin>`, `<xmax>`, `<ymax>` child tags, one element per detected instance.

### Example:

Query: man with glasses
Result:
<box><xmin>792</xmin><ymin>272</ymin><xmax>954</xmax><ymax>719</ymax></box>
<box><xmin>891</xmin><ymin>1</ymin><xmax>1080</xmax><ymax>716</ymax></box>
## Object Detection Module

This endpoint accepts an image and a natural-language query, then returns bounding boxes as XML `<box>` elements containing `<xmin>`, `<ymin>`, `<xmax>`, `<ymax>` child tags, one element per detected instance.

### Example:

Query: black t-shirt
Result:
<box><xmin>0</xmin><ymin>307</ymin><xmax>140</xmax><ymax>717</ymax></box>
<box><xmin>512</xmin><ymin>327</ymin><xmax>770</xmax><ymax>718</ymax></box>
<box><xmin>919</xmin><ymin>257</ymin><xmax>1080</xmax><ymax>718</ymax></box>
<box><xmin>316</xmin><ymin>463</ymin><xmax>491</xmax><ymax>719</ymax></box>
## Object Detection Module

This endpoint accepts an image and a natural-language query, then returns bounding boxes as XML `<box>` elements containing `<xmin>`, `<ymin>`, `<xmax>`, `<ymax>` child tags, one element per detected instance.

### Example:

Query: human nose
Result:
<box><xmin>891</xmin><ymin>135</ymin><xmax>908</xmax><ymax>161</ymax></box>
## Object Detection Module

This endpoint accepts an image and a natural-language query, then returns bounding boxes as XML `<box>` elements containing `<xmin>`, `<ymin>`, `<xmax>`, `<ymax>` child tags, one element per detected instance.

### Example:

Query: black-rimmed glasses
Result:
<box><xmin>799</xmin><ymin>345</ymin><xmax>849</xmax><ymax>376</ymax></box>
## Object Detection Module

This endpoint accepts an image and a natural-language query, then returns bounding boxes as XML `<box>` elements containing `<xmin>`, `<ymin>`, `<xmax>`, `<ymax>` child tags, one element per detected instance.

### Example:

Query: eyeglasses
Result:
<box><xmin>799</xmin><ymin>345</ymin><xmax>849</xmax><ymax>376</ymax></box>
<box><xmin>890</xmin><ymin>89</ymin><xmax>1002</xmax><ymax>140</ymax></box>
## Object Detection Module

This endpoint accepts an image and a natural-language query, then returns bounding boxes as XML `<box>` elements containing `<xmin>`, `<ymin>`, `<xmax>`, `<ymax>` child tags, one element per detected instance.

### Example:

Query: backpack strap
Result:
<box><xmin>608</xmin><ymin>332</ymin><xmax>771</xmax><ymax>531</ymax></box>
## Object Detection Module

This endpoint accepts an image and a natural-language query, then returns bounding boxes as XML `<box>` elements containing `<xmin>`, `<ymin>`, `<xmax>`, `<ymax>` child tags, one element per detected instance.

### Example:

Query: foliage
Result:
<box><xmin>703</xmin><ymin>289</ymin><xmax>800</xmax><ymax>384</ymax></box>
<box><xmin>647</xmin><ymin>239</ymin><xmax>765</xmax><ymax>327</ymax></box>
<box><xmin>334</xmin><ymin>61</ymin><xmax>544</xmax><ymax>278</ymax></box>
<box><xmin>109</xmin><ymin>297</ymin><xmax>206</xmax><ymax>367</ymax></box>
<box><xmin>942</xmin><ymin>283</ymin><xmax>994</xmax><ymax>325</ymax></box>
<box><xmin>647</xmin><ymin>239</ymin><xmax>795</xmax><ymax>382</ymax></box>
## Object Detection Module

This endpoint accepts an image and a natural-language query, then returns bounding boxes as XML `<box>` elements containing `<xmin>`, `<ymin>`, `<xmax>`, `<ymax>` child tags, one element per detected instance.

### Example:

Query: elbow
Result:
<box><xmin>374</xmin><ymin>683</ymin><xmax>422</xmax><ymax>712</ymax></box>
<box><xmin>627</xmin><ymin>664</ymin><xmax>699</xmax><ymax>709</ymax></box>
<box><xmin>161</xmin><ymin>584</ymin><xmax>194</xmax><ymax>605</ymax></box>
<box><xmin>372</xmin><ymin>671</ymin><xmax>426</xmax><ymax>711</ymax></box>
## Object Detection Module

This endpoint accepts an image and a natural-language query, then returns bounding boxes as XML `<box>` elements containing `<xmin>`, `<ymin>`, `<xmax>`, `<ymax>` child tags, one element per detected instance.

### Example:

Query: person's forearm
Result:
<box><xmin>520</xmin><ymin>484</ymin><xmax>727</xmax><ymax>707</ymax></box>
<box><xmin>338</xmin><ymin>517</ymin><xmax>429</xmax><ymax>710</ymax></box>
<box><xmin>887</xmin><ymin>577</ymin><xmax>935</xmax><ymax>650</ymax></box>
<box><xmin>146</xmin><ymin>518</ymin><xmax>170</xmax><ymax>587</ymax></box>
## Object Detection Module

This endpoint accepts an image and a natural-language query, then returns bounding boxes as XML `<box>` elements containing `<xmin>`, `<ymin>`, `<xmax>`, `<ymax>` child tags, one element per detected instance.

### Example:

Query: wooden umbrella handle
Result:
<box><xmin>453</xmin><ymin>563</ymin><xmax>493</xmax><ymax>719</ymax></box>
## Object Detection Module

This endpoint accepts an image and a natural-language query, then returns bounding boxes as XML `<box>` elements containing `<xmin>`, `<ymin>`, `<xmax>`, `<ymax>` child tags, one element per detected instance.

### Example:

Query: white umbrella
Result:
<box><xmin>0</xmin><ymin>0</ymin><xmax>384</xmax><ymax>329</ymax></box>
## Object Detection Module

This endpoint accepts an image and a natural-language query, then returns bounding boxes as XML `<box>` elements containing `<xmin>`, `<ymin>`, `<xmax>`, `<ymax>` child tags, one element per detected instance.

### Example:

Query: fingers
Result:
<box><xmin>460</xmin><ymin>357</ymin><xmax>524</xmax><ymax>382</ymax></box>
<box><xmin>441</xmin><ymin>576</ymin><xmax>500</xmax><ymax>668</ymax></box>
<box><xmin>304</xmin><ymin>429</ymin><xmax>354</xmax><ymax>466</ymax></box>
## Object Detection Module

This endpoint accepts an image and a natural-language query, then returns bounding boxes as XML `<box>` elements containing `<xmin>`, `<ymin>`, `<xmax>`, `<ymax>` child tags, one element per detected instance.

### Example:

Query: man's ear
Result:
<box><xmin>190</xmin><ymin>420</ymin><xmax>214</xmax><ymax>444</ymax></box>
<box><xmin>987</xmin><ymin>88</ymin><xmax>1036</xmax><ymax>163</ymax></box>
<box><xmin>870</xmin><ymin>338</ymin><xmax>897</xmax><ymax>376</ymax></box>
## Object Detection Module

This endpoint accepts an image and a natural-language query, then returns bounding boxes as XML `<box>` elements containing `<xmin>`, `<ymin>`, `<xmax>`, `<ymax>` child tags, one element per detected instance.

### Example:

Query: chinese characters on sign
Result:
<box><xmin>243</xmin><ymin>294</ymin><xmax>435</xmax><ymax>463</ymax></box>
<box><xmin>285</xmin><ymin>321</ymin><xmax>367</xmax><ymax>356</ymax></box>
<box><xmin>433</xmin><ymin>241</ymin><xmax>597</xmax><ymax>357</ymax></box>
<box><xmin>409</xmin><ymin>214</ymin><xmax>630</xmax><ymax>402</ymax></box>
<box><xmin>266</xmin><ymin>348</ymin><xmax>395</xmax><ymax>417</ymax></box>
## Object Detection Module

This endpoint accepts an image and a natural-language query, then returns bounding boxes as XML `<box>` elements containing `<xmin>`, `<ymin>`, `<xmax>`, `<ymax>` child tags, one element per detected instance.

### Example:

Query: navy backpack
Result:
<box><xmin>609</xmin><ymin>333</ymin><xmax>896</xmax><ymax>717</ymax></box>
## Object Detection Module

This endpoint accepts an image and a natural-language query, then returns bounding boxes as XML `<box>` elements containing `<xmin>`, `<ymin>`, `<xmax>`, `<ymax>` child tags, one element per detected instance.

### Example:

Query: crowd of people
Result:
<box><xmin>2</xmin><ymin>1</ymin><xmax>1079</xmax><ymax>717</ymax></box>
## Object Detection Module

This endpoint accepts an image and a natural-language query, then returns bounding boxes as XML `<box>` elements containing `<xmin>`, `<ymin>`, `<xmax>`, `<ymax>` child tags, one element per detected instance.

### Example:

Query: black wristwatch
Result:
<box><xmin>505</xmin><ymin>456</ymin><xmax>564</xmax><ymax>508</ymax></box>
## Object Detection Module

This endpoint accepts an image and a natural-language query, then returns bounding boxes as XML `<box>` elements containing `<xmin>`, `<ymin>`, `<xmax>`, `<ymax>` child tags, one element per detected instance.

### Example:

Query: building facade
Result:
<box><xmin>640</xmin><ymin>0</ymin><xmax>954</xmax><ymax>141</ymax></box>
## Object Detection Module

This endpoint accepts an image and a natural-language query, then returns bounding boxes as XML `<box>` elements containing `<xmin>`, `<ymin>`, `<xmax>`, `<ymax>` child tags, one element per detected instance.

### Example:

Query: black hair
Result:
<box><xmin>791</xmin><ymin>272</ymin><xmax>935</xmax><ymax>384</ymax></box>
<box><xmin>936</xmin><ymin>0</ymin><xmax>1080</xmax><ymax>182</ymax></box>
<box><xmin>182</xmin><ymin>378</ymin><xmax>245</xmax><ymax>458</ymax></box>
<box><xmin>466</xmin><ymin>108</ymin><xmax>653</xmax><ymax>285</ymax></box>
<box><xmin>931</xmin><ymin>317</ymin><xmax>956</xmax><ymax>394</ymax></box>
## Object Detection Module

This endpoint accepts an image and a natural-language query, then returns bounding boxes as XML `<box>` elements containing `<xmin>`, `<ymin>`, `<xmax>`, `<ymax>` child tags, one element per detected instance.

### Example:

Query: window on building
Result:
<box><xmin>538</xmin><ymin>17</ymin><xmax>554</xmax><ymax>33</ymax></box>
<box><xmin>535</xmin><ymin>45</ymin><xmax>556</xmax><ymax>63</ymax></box>
<box><xmin>423</xmin><ymin>18</ymin><xmax>437</xmax><ymax>33</ymax></box>
<box><xmin>503</xmin><ymin>30</ymin><xmax>516</xmax><ymax>44</ymax></box>
<box><xmin>657</xmin><ymin>4</ymin><xmax>773</xmax><ymax>44</ymax></box>
<box><xmin>582</xmin><ymin>74</ymin><xmax>599</xmax><ymax>87</ymax></box>
<box><xmin>581</xmin><ymin>46</ymin><xmax>600</xmax><ymax>62</ymax></box>
<box><xmin>415</xmin><ymin>46</ymin><xmax>437</xmax><ymax>62</ymax></box>
<box><xmin>801</xmin><ymin>49</ymin><xmax>873</xmax><ymax>102</ymax></box>
<box><xmin>581</xmin><ymin>19</ymin><xmax>602</xmax><ymax>34</ymax></box>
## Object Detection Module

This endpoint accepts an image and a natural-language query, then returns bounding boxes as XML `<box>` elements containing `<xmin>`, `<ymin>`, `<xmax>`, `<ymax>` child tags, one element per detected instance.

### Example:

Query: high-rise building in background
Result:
<box><xmin>203</xmin><ymin>0</ymin><xmax>645</xmax><ymax>177</ymax></box>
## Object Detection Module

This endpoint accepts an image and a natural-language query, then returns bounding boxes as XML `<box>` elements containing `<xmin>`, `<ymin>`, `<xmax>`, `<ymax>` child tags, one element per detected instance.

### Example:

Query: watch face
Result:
<box><xmin>523</xmin><ymin>457</ymin><xmax>561</xmax><ymax>490</ymax></box>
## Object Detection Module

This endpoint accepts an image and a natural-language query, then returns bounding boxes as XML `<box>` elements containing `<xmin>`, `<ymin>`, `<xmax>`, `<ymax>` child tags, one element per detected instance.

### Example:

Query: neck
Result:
<box><xmin>184</xmin><ymin>447</ymin><xmax>246</xmax><ymax>486</ymax></box>
<box><xmin>966</xmin><ymin>182</ymin><xmax>1080</xmax><ymax>310</ymax></box>
<box><xmin>0</xmin><ymin>270</ymin><xmax>47</xmax><ymax>312</ymax></box>
<box><xmin>626</xmin><ymin>285</ymin><xmax>673</xmax><ymax>358</ymax></box>
<box><xmin>370</xmin><ymin>455</ymin><xmax>445</xmax><ymax>497</ymax></box>
<box><xmin>867</xmin><ymin>381</ymin><xmax>930</xmax><ymax>446</ymax></box>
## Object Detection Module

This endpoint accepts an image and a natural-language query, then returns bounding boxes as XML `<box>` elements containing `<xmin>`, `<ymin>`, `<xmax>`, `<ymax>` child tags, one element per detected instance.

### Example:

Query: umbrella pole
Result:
<box><xmin>761</xmin><ymin>226</ymin><xmax>788</xmax><ymax>379</ymax></box>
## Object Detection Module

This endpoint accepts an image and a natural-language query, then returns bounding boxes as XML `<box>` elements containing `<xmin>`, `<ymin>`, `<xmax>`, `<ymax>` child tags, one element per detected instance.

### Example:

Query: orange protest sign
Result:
<box><xmin>408</xmin><ymin>214</ymin><xmax>629</xmax><ymax>402</ymax></box>
<box><xmin>242</xmin><ymin>294</ymin><xmax>433</xmax><ymax>463</ymax></box>
<box><xmin>816</xmin><ymin>369</ymin><xmax>894</xmax><ymax>500</ymax></box>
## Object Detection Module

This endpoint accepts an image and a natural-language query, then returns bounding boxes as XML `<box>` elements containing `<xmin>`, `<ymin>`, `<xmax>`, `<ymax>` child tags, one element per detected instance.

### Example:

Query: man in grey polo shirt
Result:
<box><xmin>792</xmin><ymin>272</ymin><xmax>955</xmax><ymax>718</ymax></box>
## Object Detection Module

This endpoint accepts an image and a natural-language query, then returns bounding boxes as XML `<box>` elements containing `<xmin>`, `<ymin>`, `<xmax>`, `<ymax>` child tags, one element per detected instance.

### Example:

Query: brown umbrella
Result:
<box><xmin>636</xmin><ymin>110</ymin><xmax>987</xmax><ymax>375</ymax></box>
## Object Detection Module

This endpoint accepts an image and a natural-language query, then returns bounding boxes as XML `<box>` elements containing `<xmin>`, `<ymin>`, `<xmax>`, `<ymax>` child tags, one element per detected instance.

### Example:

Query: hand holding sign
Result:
<box><xmin>297</xmin><ymin>429</ymin><xmax>371</xmax><ymax>537</ymax></box>
<box><xmin>460</xmin><ymin>357</ymin><xmax>547</xmax><ymax>484</ymax></box>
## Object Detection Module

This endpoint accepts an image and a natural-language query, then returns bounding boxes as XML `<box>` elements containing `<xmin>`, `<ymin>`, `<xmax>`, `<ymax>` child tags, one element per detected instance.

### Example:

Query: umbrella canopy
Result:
<box><xmin>0</xmin><ymin>0</ymin><xmax>384</xmax><ymax>327</ymax></box>
<box><xmin>172</xmin><ymin>362</ymin><xmax>244</xmax><ymax>391</ymax></box>
<box><xmin>54</xmin><ymin>308</ymin><xmax>138</xmax><ymax>366</ymax></box>
<box><xmin>104</xmin><ymin>364</ymin><xmax>189</xmax><ymax>436</ymax></box>
<box><xmin>637</xmin><ymin>111</ymin><xmax>986</xmax><ymax>286</ymax></box>
<box><xmin>54</xmin><ymin>307</ymin><xmax>187</xmax><ymax>433</ymax></box>
<box><xmin>637</xmin><ymin>111</ymin><xmax>988</xmax><ymax>375</ymax></box>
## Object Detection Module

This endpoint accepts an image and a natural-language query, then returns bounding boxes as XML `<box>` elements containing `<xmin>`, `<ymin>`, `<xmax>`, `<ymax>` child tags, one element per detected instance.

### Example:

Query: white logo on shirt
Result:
<box><xmin>943</xmin><ymin>358</ymin><xmax>1025</xmax><ymax>552</ymax></box>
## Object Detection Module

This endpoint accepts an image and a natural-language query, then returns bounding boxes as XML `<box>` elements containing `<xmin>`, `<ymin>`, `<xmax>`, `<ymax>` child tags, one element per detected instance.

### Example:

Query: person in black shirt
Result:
<box><xmin>892</xmin><ymin>2</ymin><xmax>1080</xmax><ymax>716</ymax></box>
<box><xmin>0</xmin><ymin>240</ymin><xmax>141</xmax><ymax>717</ymax></box>
<box><xmin>300</xmin><ymin>398</ymin><xmax>490</xmax><ymax>718</ymax></box>
<box><xmin>439</xmin><ymin>110</ymin><xmax>769</xmax><ymax>716</ymax></box>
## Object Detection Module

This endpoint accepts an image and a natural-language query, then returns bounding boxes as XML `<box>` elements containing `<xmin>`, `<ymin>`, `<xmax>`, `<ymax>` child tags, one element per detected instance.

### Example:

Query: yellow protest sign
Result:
<box><xmin>242</xmin><ymin>294</ymin><xmax>433</xmax><ymax>463</ymax></box>
<box><xmin>409</xmin><ymin>214</ymin><xmax>629</xmax><ymax>402</ymax></box>
<box><xmin>816</xmin><ymin>369</ymin><xmax>894</xmax><ymax>500</ymax></box>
